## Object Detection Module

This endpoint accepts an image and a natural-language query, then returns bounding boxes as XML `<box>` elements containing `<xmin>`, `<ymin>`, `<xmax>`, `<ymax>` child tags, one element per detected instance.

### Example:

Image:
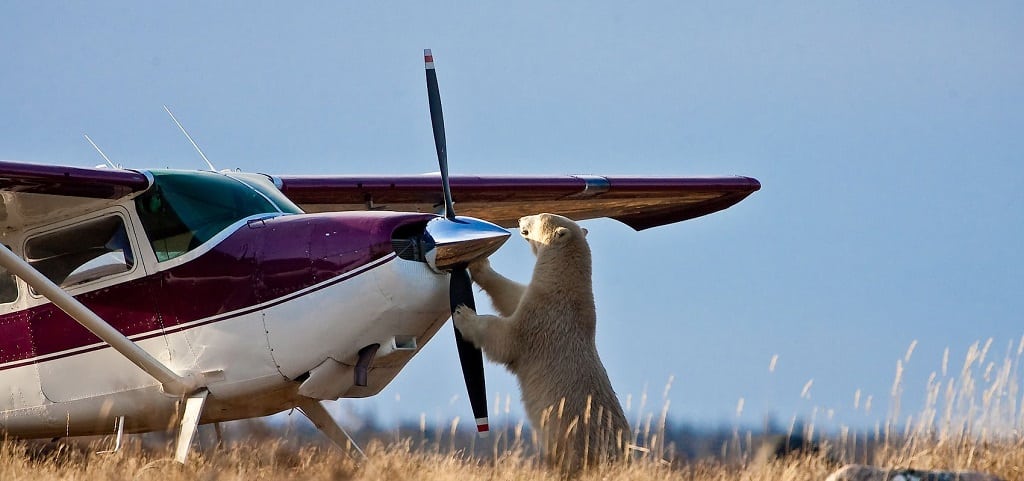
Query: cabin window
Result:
<box><xmin>135</xmin><ymin>171</ymin><xmax>282</xmax><ymax>262</ymax></box>
<box><xmin>25</xmin><ymin>215</ymin><xmax>135</xmax><ymax>288</ymax></box>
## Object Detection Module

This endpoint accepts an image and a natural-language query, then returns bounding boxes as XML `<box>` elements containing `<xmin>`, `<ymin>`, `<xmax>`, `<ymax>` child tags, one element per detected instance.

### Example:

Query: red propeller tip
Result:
<box><xmin>424</xmin><ymin>49</ymin><xmax>434</xmax><ymax>67</ymax></box>
<box><xmin>476</xmin><ymin>417</ymin><xmax>490</xmax><ymax>433</ymax></box>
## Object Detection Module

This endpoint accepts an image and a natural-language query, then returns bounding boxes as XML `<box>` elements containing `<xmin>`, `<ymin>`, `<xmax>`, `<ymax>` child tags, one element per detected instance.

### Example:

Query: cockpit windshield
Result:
<box><xmin>135</xmin><ymin>171</ymin><xmax>301</xmax><ymax>262</ymax></box>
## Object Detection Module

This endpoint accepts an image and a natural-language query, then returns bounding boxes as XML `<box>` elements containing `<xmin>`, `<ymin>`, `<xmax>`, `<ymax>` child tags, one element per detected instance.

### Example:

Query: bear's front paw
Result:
<box><xmin>467</xmin><ymin>259</ymin><xmax>492</xmax><ymax>278</ymax></box>
<box><xmin>453</xmin><ymin>304</ymin><xmax>476</xmax><ymax>323</ymax></box>
<box><xmin>452</xmin><ymin>305</ymin><xmax>480</xmax><ymax>341</ymax></box>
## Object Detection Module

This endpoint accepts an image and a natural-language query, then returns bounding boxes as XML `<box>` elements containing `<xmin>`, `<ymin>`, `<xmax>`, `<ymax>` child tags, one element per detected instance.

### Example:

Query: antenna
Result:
<box><xmin>163</xmin><ymin>105</ymin><xmax>217</xmax><ymax>171</ymax></box>
<box><xmin>83</xmin><ymin>134</ymin><xmax>118</xmax><ymax>169</ymax></box>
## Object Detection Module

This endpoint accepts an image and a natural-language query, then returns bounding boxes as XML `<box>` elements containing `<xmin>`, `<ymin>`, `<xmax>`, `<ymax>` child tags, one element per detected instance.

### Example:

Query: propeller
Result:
<box><xmin>424</xmin><ymin>49</ymin><xmax>490</xmax><ymax>435</ymax></box>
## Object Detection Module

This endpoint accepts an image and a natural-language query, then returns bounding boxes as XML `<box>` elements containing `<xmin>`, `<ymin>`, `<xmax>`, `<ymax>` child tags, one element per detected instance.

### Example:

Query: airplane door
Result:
<box><xmin>0</xmin><ymin>245</ymin><xmax>47</xmax><ymax>413</ymax></box>
<box><xmin>0</xmin><ymin>310</ymin><xmax>47</xmax><ymax>411</ymax></box>
<box><xmin>32</xmin><ymin>211</ymin><xmax>170</xmax><ymax>403</ymax></box>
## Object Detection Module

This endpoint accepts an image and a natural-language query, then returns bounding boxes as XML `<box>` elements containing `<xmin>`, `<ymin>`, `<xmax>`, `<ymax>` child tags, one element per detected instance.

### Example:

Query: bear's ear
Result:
<box><xmin>554</xmin><ymin>226</ymin><xmax>571</xmax><ymax>241</ymax></box>
<box><xmin>582</xmin><ymin>227</ymin><xmax>588</xmax><ymax>237</ymax></box>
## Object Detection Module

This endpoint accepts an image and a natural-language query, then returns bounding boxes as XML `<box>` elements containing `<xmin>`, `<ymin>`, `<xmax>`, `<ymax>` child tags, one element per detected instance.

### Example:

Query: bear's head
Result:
<box><xmin>518</xmin><ymin>213</ymin><xmax>589</xmax><ymax>257</ymax></box>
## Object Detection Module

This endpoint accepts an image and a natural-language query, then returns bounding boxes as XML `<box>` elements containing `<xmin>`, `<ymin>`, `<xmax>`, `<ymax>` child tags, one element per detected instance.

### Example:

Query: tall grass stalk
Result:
<box><xmin>3</xmin><ymin>337</ymin><xmax>1024</xmax><ymax>480</ymax></box>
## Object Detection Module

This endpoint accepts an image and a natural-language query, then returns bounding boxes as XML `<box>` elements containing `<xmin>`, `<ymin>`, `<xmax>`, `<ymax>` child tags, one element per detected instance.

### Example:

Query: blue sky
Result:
<box><xmin>2</xmin><ymin>2</ymin><xmax>1022</xmax><ymax>431</ymax></box>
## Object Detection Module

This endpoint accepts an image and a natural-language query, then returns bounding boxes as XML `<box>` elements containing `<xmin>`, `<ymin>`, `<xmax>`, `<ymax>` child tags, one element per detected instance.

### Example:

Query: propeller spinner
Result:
<box><xmin>424</xmin><ymin>48</ymin><xmax>499</xmax><ymax>435</ymax></box>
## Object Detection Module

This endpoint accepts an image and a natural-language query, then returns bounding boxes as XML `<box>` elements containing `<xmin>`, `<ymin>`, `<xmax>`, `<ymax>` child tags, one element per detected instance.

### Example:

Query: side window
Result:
<box><xmin>26</xmin><ymin>216</ymin><xmax>135</xmax><ymax>289</ymax></box>
<box><xmin>0</xmin><ymin>246</ymin><xmax>18</xmax><ymax>303</ymax></box>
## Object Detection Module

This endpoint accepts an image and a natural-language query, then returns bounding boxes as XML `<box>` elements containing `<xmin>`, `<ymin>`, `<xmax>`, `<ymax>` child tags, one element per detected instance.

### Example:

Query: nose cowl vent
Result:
<box><xmin>391</xmin><ymin>220</ymin><xmax>435</xmax><ymax>262</ymax></box>
<box><xmin>392</xmin><ymin>238</ymin><xmax>429</xmax><ymax>262</ymax></box>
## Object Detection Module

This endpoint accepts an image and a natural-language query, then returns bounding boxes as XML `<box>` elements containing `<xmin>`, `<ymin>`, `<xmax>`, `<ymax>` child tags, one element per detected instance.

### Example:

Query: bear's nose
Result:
<box><xmin>520</xmin><ymin>229</ymin><xmax>529</xmax><ymax>236</ymax></box>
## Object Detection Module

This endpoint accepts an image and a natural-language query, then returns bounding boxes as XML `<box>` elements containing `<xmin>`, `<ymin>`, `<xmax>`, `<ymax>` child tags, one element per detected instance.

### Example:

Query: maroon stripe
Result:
<box><xmin>0</xmin><ymin>253</ymin><xmax>396</xmax><ymax>371</ymax></box>
<box><xmin>0</xmin><ymin>211</ymin><xmax>434</xmax><ymax>370</ymax></box>
<box><xmin>277</xmin><ymin>174</ymin><xmax>760</xmax><ymax>205</ymax></box>
<box><xmin>278</xmin><ymin>175</ymin><xmax>589</xmax><ymax>205</ymax></box>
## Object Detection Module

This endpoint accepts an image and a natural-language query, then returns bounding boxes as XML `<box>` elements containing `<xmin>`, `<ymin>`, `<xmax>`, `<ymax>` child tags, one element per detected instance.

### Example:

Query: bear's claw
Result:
<box><xmin>452</xmin><ymin>304</ymin><xmax>478</xmax><ymax>338</ymax></box>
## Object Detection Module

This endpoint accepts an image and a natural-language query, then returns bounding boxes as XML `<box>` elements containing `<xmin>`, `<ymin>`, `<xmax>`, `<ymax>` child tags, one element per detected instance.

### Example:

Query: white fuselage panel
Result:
<box><xmin>0</xmin><ymin>255</ymin><xmax>450</xmax><ymax>439</ymax></box>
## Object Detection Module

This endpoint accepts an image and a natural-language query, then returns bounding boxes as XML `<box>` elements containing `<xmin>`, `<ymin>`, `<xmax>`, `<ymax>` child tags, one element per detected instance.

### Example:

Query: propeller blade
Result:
<box><xmin>424</xmin><ymin>49</ymin><xmax>456</xmax><ymax>220</ymax></box>
<box><xmin>450</xmin><ymin>266</ymin><xmax>489</xmax><ymax>434</ymax></box>
<box><xmin>425</xmin><ymin>49</ymin><xmax>489</xmax><ymax>435</ymax></box>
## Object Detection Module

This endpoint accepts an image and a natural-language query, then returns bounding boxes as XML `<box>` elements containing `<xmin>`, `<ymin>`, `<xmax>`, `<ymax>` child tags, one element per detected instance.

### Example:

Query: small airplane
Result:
<box><xmin>0</xmin><ymin>50</ymin><xmax>759</xmax><ymax>463</ymax></box>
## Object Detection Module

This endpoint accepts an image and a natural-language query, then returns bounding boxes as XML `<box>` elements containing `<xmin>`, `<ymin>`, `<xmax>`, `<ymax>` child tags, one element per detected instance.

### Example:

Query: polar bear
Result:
<box><xmin>453</xmin><ymin>213</ymin><xmax>630</xmax><ymax>474</ymax></box>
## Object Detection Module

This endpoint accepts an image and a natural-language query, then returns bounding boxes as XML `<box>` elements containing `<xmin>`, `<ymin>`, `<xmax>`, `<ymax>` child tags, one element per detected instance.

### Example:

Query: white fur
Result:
<box><xmin>454</xmin><ymin>213</ymin><xmax>629</xmax><ymax>474</ymax></box>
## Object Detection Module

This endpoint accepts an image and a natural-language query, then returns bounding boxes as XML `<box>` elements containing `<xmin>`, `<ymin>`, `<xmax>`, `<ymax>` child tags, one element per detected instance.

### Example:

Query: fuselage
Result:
<box><xmin>0</xmin><ymin>170</ymin><xmax>452</xmax><ymax>438</ymax></box>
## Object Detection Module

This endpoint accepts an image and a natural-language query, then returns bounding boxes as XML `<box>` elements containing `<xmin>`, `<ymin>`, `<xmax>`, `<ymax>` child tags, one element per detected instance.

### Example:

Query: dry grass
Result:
<box><xmin>3</xmin><ymin>337</ymin><xmax>1024</xmax><ymax>480</ymax></box>
<box><xmin>2</xmin><ymin>435</ymin><xmax>1022</xmax><ymax>481</ymax></box>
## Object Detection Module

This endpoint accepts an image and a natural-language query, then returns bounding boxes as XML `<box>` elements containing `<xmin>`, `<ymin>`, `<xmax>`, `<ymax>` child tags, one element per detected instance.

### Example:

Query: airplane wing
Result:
<box><xmin>0</xmin><ymin>161</ymin><xmax>760</xmax><ymax>231</ymax></box>
<box><xmin>276</xmin><ymin>174</ymin><xmax>760</xmax><ymax>230</ymax></box>
<box><xmin>0</xmin><ymin>160</ymin><xmax>152</xmax><ymax>230</ymax></box>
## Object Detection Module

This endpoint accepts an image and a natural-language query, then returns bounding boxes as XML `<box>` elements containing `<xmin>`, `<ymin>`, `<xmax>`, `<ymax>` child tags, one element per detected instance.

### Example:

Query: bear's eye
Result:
<box><xmin>520</xmin><ymin>229</ymin><xmax>529</xmax><ymax>236</ymax></box>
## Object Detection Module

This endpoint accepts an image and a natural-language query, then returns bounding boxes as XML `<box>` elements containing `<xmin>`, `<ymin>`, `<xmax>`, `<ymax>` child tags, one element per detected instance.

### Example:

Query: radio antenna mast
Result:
<box><xmin>83</xmin><ymin>134</ymin><xmax>118</xmax><ymax>169</ymax></box>
<box><xmin>163</xmin><ymin>105</ymin><xmax>217</xmax><ymax>171</ymax></box>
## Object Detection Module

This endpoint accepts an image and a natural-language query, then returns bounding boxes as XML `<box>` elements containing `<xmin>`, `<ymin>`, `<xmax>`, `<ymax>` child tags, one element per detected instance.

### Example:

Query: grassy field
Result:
<box><xmin>3</xmin><ymin>338</ymin><xmax>1022</xmax><ymax>480</ymax></box>
<box><xmin>1</xmin><ymin>434</ymin><xmax>1022</xmax><ymax>481</ymax></box>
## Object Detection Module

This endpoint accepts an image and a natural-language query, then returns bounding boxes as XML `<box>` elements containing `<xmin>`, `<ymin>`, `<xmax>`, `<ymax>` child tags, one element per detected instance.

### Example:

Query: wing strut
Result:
<box><xmin>0</xmin><ymin>244</ymin><xmax>199</xmax><ymax>396</ymax></box>
<box><xmin>296</xmin><ymin>397</ymin><xmax>366</xmax><ymax>461</ymax></box>
<box><xmin>174</xmin><ymin>389</ymin><xmax>209</xmax><ymax>463</ymax></box>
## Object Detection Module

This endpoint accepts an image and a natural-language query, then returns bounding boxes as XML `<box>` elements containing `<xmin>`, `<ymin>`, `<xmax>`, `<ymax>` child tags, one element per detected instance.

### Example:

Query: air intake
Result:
<box><xmin>392</xmin><ymin>221</ymin><xmax>435</xmax><ymax>262</ymax></box>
